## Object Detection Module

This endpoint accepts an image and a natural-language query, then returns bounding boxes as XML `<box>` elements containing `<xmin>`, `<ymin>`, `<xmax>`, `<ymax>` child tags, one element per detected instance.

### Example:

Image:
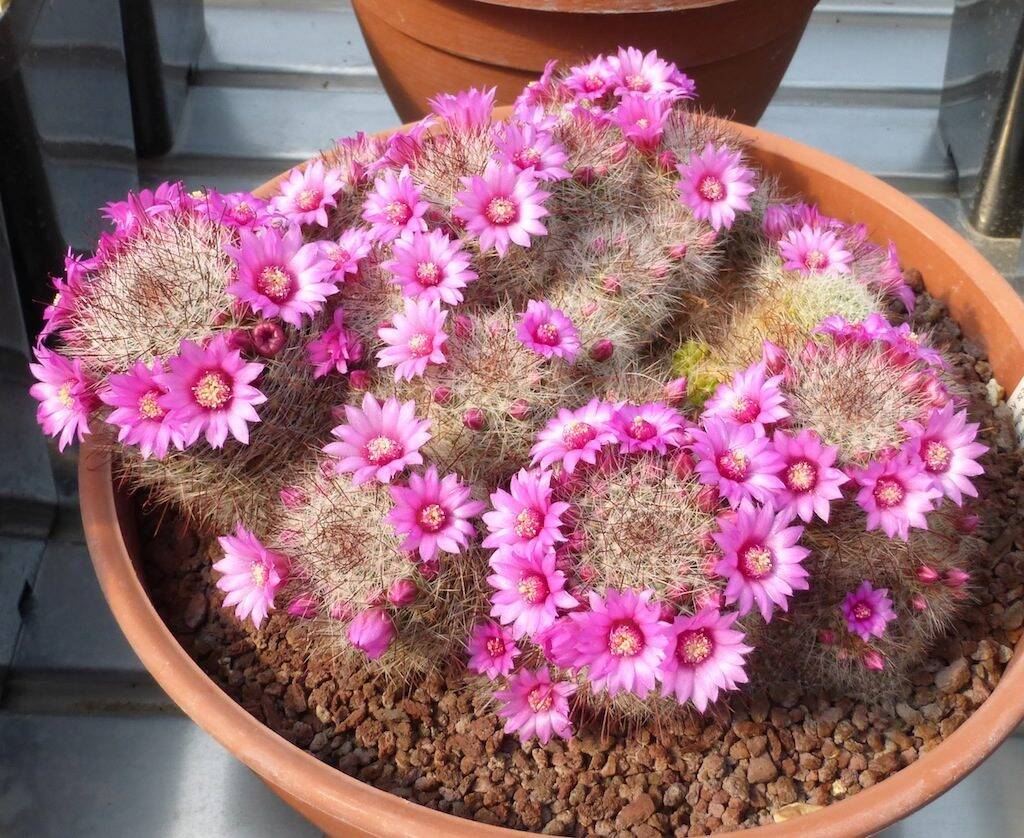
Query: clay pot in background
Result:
<box><xmin>351</xmin><ymin>0</ymin><xmax>819</xmax><ymax>125</ymax></box>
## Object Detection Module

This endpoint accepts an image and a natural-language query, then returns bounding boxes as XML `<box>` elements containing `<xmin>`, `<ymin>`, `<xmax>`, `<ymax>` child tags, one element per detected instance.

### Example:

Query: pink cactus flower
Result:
<box><xmin>516</xmin><ymin>300</ymin><xmax>581</xmax><ymax>362</ymax></box>
<box><xmin>488</xmin><ymin>545</ymin><xmax>578</xmax><ymax>638</ymax></box>
<box><xmin>779</xmin><ymin>224</ymin><xmax>852</xmax><ymax>274</ymax></box>
<box><xmin>383</xmin><ymin>229</ymin><xmax>477</xmax><ymax>305</ymax></box>
<box><xmin>388</xmin><ymin>465</ymin><xmax>485</xmax><ymax>563</ymax></box>
<box><xmin>347</xmin><ymin>607</ymin><xmax>395</xmax><ymax>659</ymax></box>
<box><xmin>703</xmin><ymin>362</ymin><xmax>789</xmax><ymax>429</ymax></box>
<box><xmin>610</xmin><ymin>94</ymin><xmax>670</xmax><ymax>152</ymax></box>
<box><xmin>102</xmin><ymin>182</ymin><xmax>189</xmax><ymax>236</ymax></box>
<box><xmin>319</xmin><ymin>227</ymin><xmax>373</xmax><ymax>282</ymax></box>
<box><xmin>771</xmin><ymin>429</ymin><xmax>849</xmax><ymax>523</ymax></box>
<box><xmin>453</xmin><ymin>162</ymin><xmax>550</xmax><ymax>258</ymax></box>
<box><xmin>194</xmin><ymin>190</ymin><xmax>271</xmax><ymax>230</ymax></box>
<box><xmin>872</xmin><ymin>241</ymin><xmax>916</xmax><ymax>312</ymax></box>
<box><xmin>564</xmin><ymin>56</ymin><xmax>614</xmax><ymax>99</ymax></box>
<box><xmin>270</xmin><ymin>160</ymin><xmax>344</xmax><ymax>227</ymax></box>
<box><xmin>377</xmin><ymin>297</ymin><xmax>448</xmax><ymax>381</ymax></box>
<box><xmin>902</xmin><ymin>404</ymin><xmax>986</xmax><ymax>505</ymax></box>
<box><xmin>676</xmin><ymin>143</ymin><xmax>756</xmax><ymax>231</ymax></box>
<box><xmin>493</xmin><ymin>120</ymin><xmax>570</xmax><ymax>181</ymax></box>
<box><xmin>852</xmin><ymin>451</ymin><xmax>942</xmax><ymax>540</ymax></box>
<box><xmin>157</xmin><ymin>336</ymin><xmax>266</xmax><ymax>448</ymax></box>
<box><xmin>658</xmin><ymin>608</ymin><xmax>753</xmax><ymax>712</ymax></box>
<box><xmin>29</xmin><ymin>347</ymin><xmax>98</xmax><ymax>451</ymax></box>
<box><xmin>286</xmin><ymin>595</ymin><xmax>319</xmax><ymax>619</ymax></box>
<box><xmin>307</xmin><ymin>308</ymin><xmax>363</xmax><ymax>378</ymax></box>
<box><xmin>361</xmin><ymin>165</ymin><xmax>430</xmax><ymax>242</ymax></box>
<box><xmin>225</xmin><ymin>224</ymin><xmax>337</xmax><ymax>326</ymax></box>
<box><xmin>40</xmin><ymin>250</ymin><xmax>96</xmax><ymax>342</ymax></box>
<box><xmin>99</xmin><ymin>358</ymin><xmax>185</xmax><ymax>460</ymax></box>
<box><xmin>531</xmin><ymin>399</ymin><xmax>618</xmax><ymax>474</ymax></box>
<box><xmin>608</xmin><ymin>47</ymin><xmax>687</xmax><ymax>99</ymax></box>
<box><xmin>690</xmin><ymin>418</ymin><xmax>785</xmax><ymax>508</ymax></box>
<box><xmin>569</xmin><ymin>588</ymin><xmax>670</xmax><ymax>699</ymax></box>
<box><xmin>494</xmin><ymin>667</ymin><xmax>575</xmax><ymax>745</ymax></box>
<box><xmin>611</xmin><ymin>402</ymin><xmax>687</xmax><ymax>455</ymax></box>
<box><xmin>214</xmin><ymin>525</ymin><xmax>288</xmax><ymax>628</ymax></box>
<box><xmin>841</xmin><ymin>581</ymin><xmax>897</xmax><ymax>642</ymax></box>
<box><xmin>467</xmin><ymin>620</ymin><xmax>520</xmax><ymax>679</ymax></box>
<box><xmin>428</xmin><ymin>86</ymin><xmax>495</xmax><ymax>132</ymax></box>
<box><xmin>713</xmin><ymin>504</ymin><xmax>810</xmax><ymax>621</ymax></box>
<box><xmin>483</xmin><ymin>468</ymin><xmax>569</xmax><ymax>552</ymax></box>
<box><xmin>324</xmin><ymin>392</ymin><xmax>431</xmax><ymax>485</ymax></box>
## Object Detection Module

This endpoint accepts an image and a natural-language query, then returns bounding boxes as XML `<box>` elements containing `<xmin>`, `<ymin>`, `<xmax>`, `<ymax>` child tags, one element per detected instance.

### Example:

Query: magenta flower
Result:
<box><xmin>307</xmin><ymin>308</ymin><xmax>363</xmax><ymax>378</ymax></box>
<box><xmin>852</xmin><ymin>451</ymin><xmax>942</xmax><ymax>540</ymax></box>
<box><xmin>428</xmin><ymin>86</ymin><xmax>495</xmax><ymax>132</ymax></box>
<box><xmin>99</xmin><ymin>359</ymin><xmax>185</xmax><ymax>460</ymax></box>
<box><xmin>324</xmin><ymin>392</ymin><xmax>431</xmax><ymax>485</ymax></box>
<box><xmin>691</xmin><ymin>418</ymin><xmax>785</xmax><ymax>508</ymax></box>
<box><xmin>270</xmin><ymin>160</ymin><xmax>344</xmax><ymax>227</ymax></box>
<box><xmin>608</xmin><ymin>47</ymin><xmax>684</xmax><ymax>98</ymax></box>
<box><xmin>658</xmin><ymin>608</ymin><xmax>753</xmax><ymax>712</ymax></box>
<box><xmin>873</xmin><ymin>242</ymin><xmax>916</xmax><ymax>312</ymax></box>
<box><xmin>703</xmin><ymin>362</ymin><xmax>789</xmax><ymax>429</ymax></box>
<box><xmin>610</xmin><ymin>93</ymin><xmax>670</xmax><ymax>152</ymax></box>
<box><xmin>388</xmin><ymin>465</ymin><xmax>485</xmax><ymax>563</ymax></box>
<box><xmin>29</xmin><ymin>347</ymin><xmax>98</xmax><ymax>451</ymax></box>
<box><xmin>493</xmin><ymin>120</ymin><xmax>570</xmax><ymax>181</ymax></box>
<box><xmin>611</xmin><ymin>402</ymin><xmax>687</xmax><ymax>455</ymax></box>
<box><xmin>347</xmin><ymin>607</ymin><xmax>395</xmax><ymax>660</ymax></box>
<box><xmin>361</xmin><ymin>165</ymin><xmax>430</xmax><ymax>242</ymax></box>
<box><xmin>156</xmin><ymin>336</ymin><xmax>266</xmax><ymax>448</ymax></box>
<box><xmin>225</xmin><ymin>224</ymin><xmax>336</xmax><ymax>327</ymax></box>
<box><xmin>467</xmin><ymin>620</ymin><xmax>519</xmax><ymax>679</ymax></box>
<box><xmin>771</xmin><ymin>429</ymin><xmax>849</xmax><ymax>523</ymax></box>
<box><xmin>377</xmin><ymin>297</ymin><xmax>448</xmax><ymax>381</ymax></box>
<box><xmin>102</xmin><ymin>182</ymin><xmax>189</xmax><ymax>236</ymax></box>
<box><xmin>319</xmin><ymin>227</ymin><xmax>373</xmax><ymax>282</ymax></box>
<box><xmin>483</xmin><ymin>468</ymin><xmax>569</xmax><ymax>552</ymax></box>
<box><xmin>564</xmin><ymin>56</ymin><xmax>614</xmax><ymax>99</ymax></box>
<box><xmin>40</xmin><ymin>250</ymin><xmax>94</xmax><ymax>342</ymax></box>
<box><xmin>488</xmin><ymin>545</ymin><xmax>577</xmax><ymax>638</ymax></box>
<box><xmin>902</xmin><ymin>404</ymin><xmax>986</xmax><ymax>505</ymax></box>
<box><xmin>569</xmin><ymin>589</ymin><xmax>670</xmax><ymax>699</ymax></box>
<box><xmin>515</xmin><ymin>300</ymin><xmax>581</xmax><ymax>362</ymax></box>
<box><xmin>382</xmin><ymin>229</ymin><xmax>477</xmax><ymax>305</ymax></box>
<box><xmin>453</xmin><ymin>162</ymin><xmax>550</xmax><ymax>258</ymax></box>
<box><xmin>531</xmin><ymin>399</ymin><xmax>617</xmax><ymax>474</ymax></box>
<box><xmin>779</xmin><ymin>225</ymin><xmax>852</xmax><ymax>274</ymax></box>
<box><xmin>194</xmin><ymin>190</ymin><xmax>271</xmax><ymax>230</ymax></box>
<box><xmin>214</xmin><ymin>525</ymin><xmax>288</xmax><ymax>628</ymax></box>
<box><xmin>714</xmin><ymin>503</ymin><xmax>809</xmax><ymax>621</ymax></box>
<box><xmin>676</xmin><ymin>144</ymin><xmax>756</xmax><ymax>231</ymax></box>
<box><xmin>841</xmin><ymin>581</ymin><xmax>897</xmax><ymax>642</ymax></box>
<box><xmin>495</xmin><ymin>667</ymin><xmax>575</xmax><ymax>745</ymax></box>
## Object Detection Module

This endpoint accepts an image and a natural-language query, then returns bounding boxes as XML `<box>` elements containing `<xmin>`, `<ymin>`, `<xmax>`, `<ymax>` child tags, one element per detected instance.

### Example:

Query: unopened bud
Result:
<box><xmin>348</xmin><ymin>369</ymin><xmax>370</xmax><ymax>390</ymax></box>
<box><xmin>695</xmin><ymin>485</ymin><xmax>719</xmax><ymax>512</ymax></box>
<box><xmin>911</xmin><ymin>594</ymin><xmax>927</xmax><ymax>612</ymax></box>
<box><xmin>862</xmin><ymin>650</ymin><xmax>885</xmax><ymax>671</ymax></box>
<box><xmin>663</xmin><ymin>376</ymin><xmax>688</xmax><ymax>405</ymax></box>
<box><xmin>508</xmin><ymin>399</ymin><xmax>531</xmax><ymax>420</ymax></box>
<box><xmin>462</xmin><ymin>408</ymin><xmax>485</xmax><ymax>430</ymax></box>
<box><xmin>916</xmin><ymin>565</ymin><xmax>940</xmax><ymax>584</ymax></box>
<box><xmin>589</xmin><ymin>339</ymin><xmax>614</xmax><ymax>362</ymax></box>
<box><xmin>279</xmin><ymin>486</ymin><xmax>308</xmax><ymax>509</ymax></box>
<box><xmin>954</xmin><ymin>512</ymin><xmax>980</xmax><ymax>534</ymax></box>
<box><xmin>387</xmin><ymin>578</ymin><xmax>419</xmax><ymax>606</ymax></box>
<box><xmin>432</xmin><ymin>385</ymin><xmax>453</xmax><ymax>404</ymax></box>
<box><xmin>602</xmin><ymin>275</ymin><xmax>621</xmax><ymax>295</ymax></box>
<box><xmin>287</xmin><ymin>596</ymin><xmax>318</xmax><ymax>619</ymax></box>
<box><xmin>944</xmin><ymin>568</ymin><xmax>969</xmax><ymax>588</ymax></box>
<box><xmin>454</xmin><ymin>314</ymin><xmax>474</xmax><ymax>339</ymax></box>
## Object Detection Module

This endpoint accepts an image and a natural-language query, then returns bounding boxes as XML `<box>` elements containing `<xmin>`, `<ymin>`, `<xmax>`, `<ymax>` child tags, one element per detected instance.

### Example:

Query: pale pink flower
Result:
<box><xmin>495</xmin><ymin>667</ymin><xmax>575</xmax><ymax>745</ymax></box>
<box><xmin>383</xmin><ymin>229</ymin><xmax>477</xmax><ymax>305</ymax></box>
<box><xmin>156</xmin><ymin>336</ymin><xmax>266</xmax><ymax>448</ymax></box>
<box><xmin>270</xmin><ymin>160</ymin><xmax>344</xmax><ymax>227</ymax></box>
<box><xmin>516</xmin><ymin>300</ymin><xmax>581</xmax><ymax>362</ymax></box>
<box><xmin>610</xmin><ymin>94</ymin><xmax>670</xmax><ymax>152</ymax></box>
<box><xmin>608</xmin><ymin>47</ymin><xmax>684</xmax><ymax>98</ymax></box>
<box><xmin>361</xmin><ymin>165</ymin><xmax>430</xmax><ymax>242</ymax></box>
<box><xmin>307</xmin><ymin>308</ymin><xmax>363</xmax><ymax>378</ymax></box>
<box><xmin>467</xmin><ymin>620</ymin><xmax>519</xmax><ymax>679</ymax></box>
<box><xmin>676</xmin><ymin>144</ymin><xmax>756</xmax><ymax>231</ymax></box>
<box><xmin>428</xmin><ymin>86</ymin><xmax>495</xmax><ymax>132</ymax></box>
<box><xmin>703</xmin><ymin>362</ymin><xmax>789</xmax><ymax>429</ymax></box>
<box><xmin>611</xmin><ymin>402</ymin><xmax>687</xmax><ymax>455</ymax></box>
<box><xmin>691</xmin><ymin>418</ymin><xmax>785</xmax><ymax>508</ymax></box>
<box><xmin>29</xmin><ymin>347</ymin><xmax>98</xmax><ymax>450</ymax></box>
<box><xmin>377</xmin><ymin>297</ymin><xmax>448</xmax><ymax>381</ymax></box>
<box><xmin>388</xmin><ymin>465</ymin><xmax>485</xmax><ymax>563</ymax></box>
<box><xmin>319</xmin><ymin>227</ymin><xmax>373</xmax><ymax>282</ymax></box>
<box><xmin>841</xmin><ymin>581</ymin><xmax>897</xmax><ymax>642</ymax></box>
<box><xmin>779</xmin><ymin>225</ymin><xmax>852</xmax><ymax>274</ymax></box>
<box><xmin>225</xmin><ymin>224</ymin><xmax>336</xmax><ymax>326</ymax></box>
<box><xmin>531</xmin><ymin>399</ymin><xmax>617</xmax><ymax>474</ymax></box>
<box><xmin>100</xmin><ymin>359</ymin><xmax>185</xmax><ymax>459</ymax></box>
<box><xmin>901</xmin><ymin>404</ymin><xmax>986</xmax><ymax>505</ymax></box>
<box><xmin>324</xmin><ymin>392</ymin><xmax>431</xmax><ymax>485</ymax></box>
<box><xmin>713</xmin><ymin>503</ymin><xmax>810</xmax><ymax>621</ymax></box>
<box><xmin>347</xmin><ymin>608</ymin><xmax>395</xmax><ymax>659</ymax></box>
<box><xmin>483</xmin><ymin>468</ymin><xmax>569</xmax><ymax>551</ymax></box>
<box><xmin>493</xmin><ymin>120</ymin><xmax>570</xmax><ymax>181</ymax></box>
<box><xmin>488</xmin><ymin>545</ymin><xmax>578</xmax><ymax>638</ymax></box>
<box><xmin>852</xmin><ymin>451</ymin><xmax>942</xmax><ymax>540</ymax></box>
<box><xmin>771</xmin><ymin>429</ymin><xmax>849</xmax><ymax>523</ymax></box>
<box><xmin>564</xmin><ymin>56</ymin><xmax>614</xmax><ymax>99</ymax></box>
<box><xmin>214</xmin><ymin>525</ymin><xmax>288</xmax><ymax>628</ymax></box>
<box><xmin>453</xmin><ymin>162</ymin><xmax>550</xmax><ymax>258</ymax></box>
<box><xmin>658</xmin><ymin>608</ymin><xmax>753</xmax><ymax>712</ymax></box>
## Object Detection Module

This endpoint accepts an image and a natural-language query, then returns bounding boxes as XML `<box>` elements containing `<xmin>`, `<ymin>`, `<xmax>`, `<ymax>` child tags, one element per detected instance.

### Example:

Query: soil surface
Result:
<box><xmin>141</xmin><ymin>277</ymin><xmax>1024</xmax><ymax>836</ymax></box>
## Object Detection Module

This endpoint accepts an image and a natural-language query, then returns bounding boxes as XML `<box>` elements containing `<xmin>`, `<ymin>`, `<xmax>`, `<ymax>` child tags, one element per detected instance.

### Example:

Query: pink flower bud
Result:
<box><xmin>574</xmin><ymin>165</ymin><xmax>597</xmax><ymax>185</ymax></box>
<box><xmin>916</xmin><ymin>565</ymin><xmax>940</xmax><ymax>584</ymax></box>
<box><xmin>347</xmin><ymin>608</ymin><xmax>395</xmax><ymax>659</ymax></box>
<box><xmin>609</xmin><ymin>141</ymin><xmax>629</xmax><ymax>163</ymax></box>
<box><xmin>698</xmin><ymin>230</ymin><xmax>717</xmax><ymax>248</ymax></box>
<box><xmin>670</xmin><ymin>450</ymin><xmax>695</xmax><ymax>479</ymax></box>
<box><xmin>944</xmin><ymin>568</ymin><xmax>969</xmax><ymax>588</ymax></box>
<box><xmin>663</xmin><ymin>376</ymin><xmax>688</xmax><ymax>405</ymax></box>
<box><xmin>817</xmin><ymin>629</ymin><xmax>835</xmax><ymax>645</ymax></box>
<box><xmin>329</xmin><ymin>601</ymin><xmax>353</xmax><ymax>621</ymax></box>
<box><xmin>602</xmin><ymin>275</ymin><xmax>621</xmax><ymax>295</ymax></box>
<box><xmin>589</xmin><ymin>339</ymin><xmax>614</xmax><ymax>362</ymax></box>
<box><xmin>668</xmin><ymin>242</ymin><xmax>688</xmax><ymax>260</ymax></box>
<box><xmin>348</xmin><ymin>369</ymin><xmax>371</xmax><ymax>390</ymax></box>
<box><xmin>252</xmin><ymin>321</ymin><xmax>286</xmax><ymax>357</ymax></box>
<box><xmin>581</xmin><ymin>300</ymin><xmax>599</xmax><ymax>317</ymax></box>
<box><xmin>695</xmin><ymin>485</ymin><xmax>719</xmax><ymax>513</ymax></box>
<box><xmin>666</xmin><ymin>581</ymin><xmax>690</xmax><ymax>601</ymax></box>
<box><xmin>578</xmin><ymin>563</ymin><xmax>598</xmax><ymax>583</ymax></box>
<box><xmin>508</xmin><ymin>399</ymin><xmax>531</xmax><ymax>420</ymax></box>
<box><xmin>454</xmin><ymin>314</ymin><xmax>474</xmax><ymax>339</ymax></box>
<box><xmin>695</xmin><ymin>589</ymin><xmax>722</xmax><ymax>610</ymax></box>
<box><xmin>418</xmin><ymin>557</ymin><xmax>440</xmax><ymax>579</ymax></box>
<box><xmin>911</xmin><ymin>594</ymin><xmax>927</xmax><ymax>611</ymax></box>
<box><xmin>862</xmin><ymin>649</ymin><xmax>885</xmax><ymax>671</ymax></box>
<box><xmin>287</xmin><ymin>596</ymin><xmax>318</xmax><ymax>619</ymax></box>
<box><xmin>761</xmin><ymin>340</ymin><xmax>788</xmax><ymax>376</ymax></box>
<box><xmin>462</xmin><ymin>408</ymin><xmax>485</xmax><ymax>431</ymax></box>
<box><xmin>650</xmin><ymin>263</ymin><xmax>668</xmax><ymax>279</ymax></box>
<box><xmin>225</xmin><ymin>329</ymin><xmax>252</xmax><ymax>353</ymax></box>
<box><xmin>432</xmin><ymin>385</ymin><xmax>453</xmax><ymax>404</ymax></box>
<box><xmin>658</xmin><ymin>601</ymin><xmax>678</xmax><ymax>622</ymax></box>
<box><xmin>955</xmin><ymin>512</ymin><xmax>980</xmax><ymax>534</ymax></box>
<box><xmin>387</xmin><ymin>578</ymin><xmax>418</xmax><ymax>606</ymax></box>
<box><xmin>658</xmin><ymin>149</ymin><xmax>678</xmax><ymax>170</ymax></box>
<box><xmin>696</xmin><ymin>530</ymin><xmax>716</xmax><ymax>552</ymax></box>
<box><xmin>279</xmin><ymin>486</ymin><xmax>308</xmax><ymax>509</ymax></box>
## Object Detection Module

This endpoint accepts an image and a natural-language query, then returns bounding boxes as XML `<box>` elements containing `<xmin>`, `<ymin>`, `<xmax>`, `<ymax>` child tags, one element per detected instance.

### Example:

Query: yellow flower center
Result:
<box><xmin>192</xmin><ymin>371</ymin><xmax>231</xmax><ymax>410</ymax></box>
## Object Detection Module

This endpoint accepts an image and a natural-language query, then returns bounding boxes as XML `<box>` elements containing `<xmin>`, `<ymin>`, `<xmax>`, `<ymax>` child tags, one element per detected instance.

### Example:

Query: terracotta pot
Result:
<box><xmin>352</xmin><ymin>0</ymin><xmax>819</xmax><ymax>126</ymax></box>
<box><xmin>83</xmin><ymin>118</ymin><xmax>1024</xmax><ymax>837</ymax></box>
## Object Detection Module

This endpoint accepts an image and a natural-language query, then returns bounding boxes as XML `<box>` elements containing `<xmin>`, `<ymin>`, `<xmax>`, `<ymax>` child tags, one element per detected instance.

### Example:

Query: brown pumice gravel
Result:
<box><xmin>139</xmin><ymin>281</ymin><xmax>1024</xmax><ymax>836</ymax></box>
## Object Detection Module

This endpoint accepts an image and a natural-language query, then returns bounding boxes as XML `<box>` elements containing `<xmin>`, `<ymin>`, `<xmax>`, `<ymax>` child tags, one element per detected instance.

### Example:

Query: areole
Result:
<box><xmin>82</xmin><ymin>115</ymin><xmax>1024</xmax><ymax>837</ymax></box>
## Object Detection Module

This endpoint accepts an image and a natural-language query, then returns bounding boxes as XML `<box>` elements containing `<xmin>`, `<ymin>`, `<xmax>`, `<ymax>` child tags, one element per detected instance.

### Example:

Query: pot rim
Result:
<box><xmin>83</xmin><ymin>119</ymin><xmax>1024</xmax><ymax>837</ymax></box>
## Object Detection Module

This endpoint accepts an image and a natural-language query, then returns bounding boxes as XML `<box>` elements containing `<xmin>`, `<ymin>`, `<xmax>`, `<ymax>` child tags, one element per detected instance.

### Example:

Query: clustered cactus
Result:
<box><xmin>31</xmin><ymin>46</ymin><xmax>990</xmax><ymax>747</ymax></box>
